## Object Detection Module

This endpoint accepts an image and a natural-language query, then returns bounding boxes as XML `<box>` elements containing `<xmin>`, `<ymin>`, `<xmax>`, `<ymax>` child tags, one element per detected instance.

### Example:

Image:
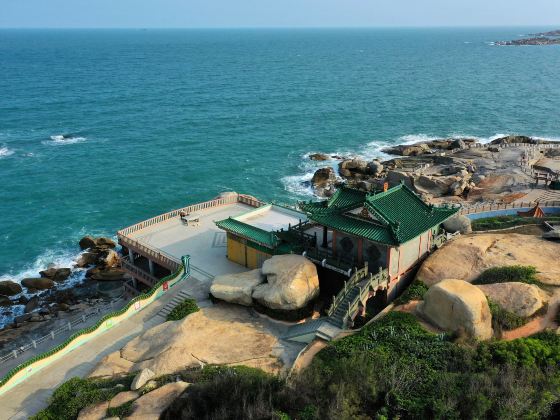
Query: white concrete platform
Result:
<box><xmin>129</xmin><ymin>202</ymin><xmax>254</xmax><ymax>277</ymax></box>
<box><xmin>235</xmin><ymin>204</ymin><xmax>307</xmax><ymax>232</ymax></box>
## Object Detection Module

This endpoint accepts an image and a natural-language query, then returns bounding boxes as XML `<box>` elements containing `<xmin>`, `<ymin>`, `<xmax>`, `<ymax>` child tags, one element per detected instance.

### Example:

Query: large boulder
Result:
<box><xmin>311</xmin><ymin>167</ymin><xmax>337</xmax><ymax>196</ymax></box>
<box><xmin>477</xmin><ymin>282</ymin><xmax>546</xmax><ymax>318</ymax></box>
<box><xmin>386</xmin><ymin>170</ymin><xmax>413</xmax><ymax>188</ymax></box>
<box><xmin>309</xmin><ymin>153</ymin><xmax>331</xmax><ymax>161</ymax></box>
<box><xmin>75</xmin><ymin>252</ymin><xmax>99</xmax><ymax>268</ymax></box>
<box><xmin>418</xmin><ymin>279</ymin><xmax>492</xmax><ymax>340</ymax></box>
<box><xmin>443</xmin><ymin>215</ymin><xmax>472</xmax><ymax>234</ymax></box>
<box><xmin>24</xmin><ymin>296</ymin><xmax>40</xmax><ymax>313</ymax></box>
<box><xmin>210</xmin><ymin>269</ymin><xmax>264</xmax><ymax>306</ymax></box>
<box><xmin>131</xmin><ymin>368</ymin><xmax>156</xmax><ymax>391</ymax></box>
<box><xmin>252</xmin><ymin>255</ymin><xmax>319</xmax><ymax>310</ymax></box>
<box><xmin>79</xmin><ymin>236</ymin><xmax>97</xmax><ymax>250</ymax></box>
<box><xmin>97</xmin><ymin>249</ymin><xmax>120</xmax><ymax>268</ymax></box>
<box><xmin>0</xmin><ymin>280</ymin><xmax>22</xmax><ymax>296</ymax></box>
<box><xmin>21</xmin><ymin>277</ymin><xmax>55</xmax><ymax>290</ymax></box>
<box><xmin>77</xmin><ymin>401</ymin><xmax>109</xmax><ymax>420</ymax></box>
<box><xmin>383</xmin><ymin>143</ymin><xmax>430</xmax><ymax>156</ymax></box>
<box><xmin>0</xmin><ymin>296</ymin><xmax>12</xmax><ymax>306</ymax></box>
<box><xmin>108</xmin><ymin>391</ymin><xmax>139</xmax><ymax>409</ymax></box>
<box><xmin>339</xmin><ymin>158</ymin><xmax>368</xmax><ymax>175</ymax></box>
<box><xmin>416</xmin><ymin>234</ymin><xmax>560</xmax><ymax>286</ymax></box>
<box><xmin>39</xmin><ymin>267</ymin><xmax>71</xmax><ymax>282</ymax></box>
<box><xmin>127</xmin><ymin>381</ymin><xmax>189</xmax><ymax>420</ymax></box>
<box><xmin>366</xmin><ymin>160</ymin><xmax>384</xmax><ymax>176</ymax></box>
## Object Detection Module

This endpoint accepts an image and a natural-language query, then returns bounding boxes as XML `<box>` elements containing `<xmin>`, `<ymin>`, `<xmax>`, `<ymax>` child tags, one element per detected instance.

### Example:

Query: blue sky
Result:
<box><xmin>1</xmin><ymin>0</ymin><xmax>560</xmax><ymax>28</ymax></box>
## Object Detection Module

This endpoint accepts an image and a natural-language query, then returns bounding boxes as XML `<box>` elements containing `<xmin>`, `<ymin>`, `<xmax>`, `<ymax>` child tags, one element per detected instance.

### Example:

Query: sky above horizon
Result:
<box><xmin>1</xmin><ymin>0</ymin><xmax>560</xmax><ymax>28</ymax></box>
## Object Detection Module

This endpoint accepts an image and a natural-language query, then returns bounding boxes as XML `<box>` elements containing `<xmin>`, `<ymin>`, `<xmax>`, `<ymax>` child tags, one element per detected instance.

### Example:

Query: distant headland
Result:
<box><xmin>495</xmin><ymin>29</ymin><xmax>560</xmax><ymax>46</ymax></box>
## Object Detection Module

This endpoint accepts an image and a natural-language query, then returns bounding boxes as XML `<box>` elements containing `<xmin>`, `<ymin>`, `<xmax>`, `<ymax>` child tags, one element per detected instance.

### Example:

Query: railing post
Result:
<box><xmin>67</xmin><ymin>322</ymin><xmax>72</xmax><ymax>331</ymax></box>
<box><xmin>50</xmin><ymin>331</ymin><xmax>55</xmax><ymax>340</ymax></box>
<box><xmin>12</xmin><ymin>350</ymin><xmax>17</xmax><ymax>359</ymax></box>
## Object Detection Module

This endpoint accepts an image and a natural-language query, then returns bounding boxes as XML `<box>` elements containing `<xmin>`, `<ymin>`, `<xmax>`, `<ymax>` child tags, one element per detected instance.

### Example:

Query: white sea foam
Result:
<box><xmin>0</xmin><ymin>146</ymin><xmax>14</xmax><ymax>159</ymax></box>
<box><xmin>0</xmin><ymin>247</ymin><xmax>91</xmax><ymax>327</ymax></box>
<box><xmin>42</xmin><ymin>134</ymin><xmax>87</xmax><ymax>146</ymax></box>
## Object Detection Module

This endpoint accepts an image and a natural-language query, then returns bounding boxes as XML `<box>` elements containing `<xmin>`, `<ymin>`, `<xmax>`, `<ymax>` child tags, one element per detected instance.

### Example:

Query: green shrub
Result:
<box><xmin>106</xmin><ymin>400</ymin><xmax>134</xmax><ymax>417</ymax></box>
<box><xmin>394</xmin><ymin>280</ymin><xmax>429</xmax><ymax>305</ymax></box>
<box><xmin>31</xmin><ymin>375</ymin><xmax>134</xmax><ymax>420</ymax></box>
<box><xmin>473</xmin><ymin>265</ymin><xmax>540</xmax><ymax>285</ymax></box>
<box><xmin>166</xmin><ymin>298</ymin><xmax>199</xmax><ymax>321</ymax></box>
<box><xmin>488</xmin><ymin>299</ymin><xmax>528</xmax><ymax>332</ymax></box>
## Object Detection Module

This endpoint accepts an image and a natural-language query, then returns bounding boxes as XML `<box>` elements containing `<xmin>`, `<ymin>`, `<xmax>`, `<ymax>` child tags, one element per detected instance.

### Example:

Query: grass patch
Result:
<box><xmin>31</xmin><ymin>375</ymin><xmax>134</xmax><ymax>420</ymax></box>
<box><xmin>472</xmin><ymin>215</ymin><xmax>560</xmax><ymax>231</ymax></box>
<box><xmin>106</xmin><ymin>400</ymin><xmax>134</xmax><ymax>418</ymax></box>
<box><xmin>488</xmin><ymin>299</ymin><xmax>528</xmax><ymax>333</ymax></box>
<box><xmin>394</xmin><ymin>280</ymin><xmax>429</xmax><ymax>305</ymax></box>
<box><xmin>166</xmin><ymin>298</ymin><xmax>199</xmax><ymax>321</ymax></box>
<box><xmin>473</xmin><ymin>265</ymin><xmax>540</xmax><ymax>286</ymax></box>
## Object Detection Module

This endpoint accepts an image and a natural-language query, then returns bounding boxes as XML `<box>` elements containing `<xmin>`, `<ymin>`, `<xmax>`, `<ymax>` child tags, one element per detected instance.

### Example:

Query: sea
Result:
<box><xmin>1</xmin><ymin>27</ymin><xmax>560</xmax><ymax>311</ymax></box>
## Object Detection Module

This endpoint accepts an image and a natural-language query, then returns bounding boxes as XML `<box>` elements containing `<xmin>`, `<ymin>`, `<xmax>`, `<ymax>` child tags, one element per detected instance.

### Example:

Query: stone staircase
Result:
<box><xmin>155</xmin><ymin>290</ymin><xmax>193</xmax><ymax>319</ymax></box>
<box><xmin>282</xmin><ymin>318</ymin><xmax>341</xmax><ymax>343</ymax></box>
<box><xmin>326</xmin><ymin>280</ymin><xmax>367</xmax><ymax>329</ymax></box>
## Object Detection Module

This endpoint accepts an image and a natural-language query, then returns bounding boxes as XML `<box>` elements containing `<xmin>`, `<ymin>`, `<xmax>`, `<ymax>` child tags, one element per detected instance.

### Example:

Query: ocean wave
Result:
<box><xmin>0</xmin><ymin>145</ymin><xmax>14</xmax><ymax>159</ymax></box>
<box><xmin>42</xmin><ymin>134</ymin><xmax>87</xmax><ymax>146</ymax></box>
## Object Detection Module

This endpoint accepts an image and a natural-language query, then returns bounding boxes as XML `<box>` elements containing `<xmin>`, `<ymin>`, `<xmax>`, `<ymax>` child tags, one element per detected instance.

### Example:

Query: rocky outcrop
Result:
<box><xmin>311</xmin><ymin>167</ymin><xmax>337</xmax><ymax>196</ymax></box>
<box><xmin>89</xmin><ymin>305</ymin><xmax>282</xmax><ymax>379</ymax></box>
<box><xmin>210</xmin><ymin>269</ymin><xmax>264</xmax><ymax>306</ymax></box>
<box><xmin>252</xmin><ymin>255</ymin><xmax>319</xmax><ymax>310</ymax></box>
<box><xmin>418</xmin><ymin>279</ymin><xmax>492</xmax><ymax>340</ymax></box>
<box><xmin>477</xmin><ymin>282</ymin><xmax>547</xmax><ymax>318</ymax></box>
<box><xmin>0</xmin><ymin>296</ymin><xmax>12</xmax><ymax>306</ymax></box>
<box><xmin>309</xmin><ymin>153</ymin><xmax>331</xmax><ymax>161</ymax></box>
<box><xmin>416</xmin><ymin>234</ymin><xmax>560</xmax><ymax>286</ymax></box>
<box><xmin>131</xmin><ymin>368</ymin><xmax>156</xmax><ymax>391</ymax></box>
<box><xmin>443</xmin><ymin>215</ymin><xmax>472</xmax><ymax>234</ymax></box>
<box><xmin>79</xmin><ymin>236</ymin><xmax>116</xmax><ymax>250</ymax></box>
<box><xmin>0</xmin><ymin>280</ymin><xmax>22</xmax><ymax>296</ymax></box>
<box><xmin>39</xmin><ymin>267</ymin><xmax>71</xmax><ymax>282</ymax></box>
<box><xmin>21</xmin><ymin>277</ymin><xmax>55</xmax><ymax>290</ymax></box>
<box><xmin>127</xmin><ymin>381</ymin><xmax>189</xmax><ymax>420</ymax></box>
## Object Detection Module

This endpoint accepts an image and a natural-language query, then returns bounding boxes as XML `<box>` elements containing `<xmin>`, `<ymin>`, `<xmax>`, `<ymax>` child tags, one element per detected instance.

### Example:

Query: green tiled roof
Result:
<box><xmin>215</xmin><ymin>218</ymin><xmax>277</xmax><ymax>248</ymax></box>
<box><xmin>300</xmin><ymin>184</ymin><xmax>459</xmax><ymax>245</ymax></box>
<box><xmin>299</xmin><ymin>187</ymin><xmax>366</xmax><ymax>214</ymax></box>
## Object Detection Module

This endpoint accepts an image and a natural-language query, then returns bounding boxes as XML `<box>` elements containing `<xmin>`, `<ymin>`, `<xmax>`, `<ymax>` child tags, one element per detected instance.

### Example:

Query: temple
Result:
<box><xmin>215</xmin><ymin>184</ymin><xmax>459</xmax><ymax>300</ymax></box>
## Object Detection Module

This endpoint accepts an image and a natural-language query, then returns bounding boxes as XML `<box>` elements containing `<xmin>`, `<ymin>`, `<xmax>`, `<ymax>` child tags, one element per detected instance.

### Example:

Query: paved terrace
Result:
<box><xmin>127</xmin><ymin>201</ymin><xmax>255</xmax><ymax>278</ymax></box>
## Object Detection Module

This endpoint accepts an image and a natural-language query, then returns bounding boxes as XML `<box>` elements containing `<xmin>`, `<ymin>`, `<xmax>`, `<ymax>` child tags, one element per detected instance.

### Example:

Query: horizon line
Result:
<box><xmin>0</xmin><ymin>24</ymin><xmax>559</xmax><ymax>30</ymax></box>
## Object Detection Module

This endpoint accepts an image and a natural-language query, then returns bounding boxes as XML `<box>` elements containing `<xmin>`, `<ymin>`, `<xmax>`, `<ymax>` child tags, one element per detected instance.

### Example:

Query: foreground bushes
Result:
<box><xmin>32</xmin><ymin>375</ymin><xmax>134</xmax><ymax>420</ymax></box>
<box><xmin>162</xmin><ymin>312</ymin><xmax>560</xmax><ymax>419</ymax></box>
<box><xmin>472</xmin><ymin>215</ymin><xmax>560</xmax><ymax>231</ymax></box>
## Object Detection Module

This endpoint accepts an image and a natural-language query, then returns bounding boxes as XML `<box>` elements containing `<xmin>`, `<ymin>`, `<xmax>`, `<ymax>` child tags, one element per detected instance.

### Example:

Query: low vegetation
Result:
<box><xmin>31</xmin><ymin>375</ymin><xmax>134</xmax><ymax>420</ymax></box>
<box><xmin>163</xmin><ymin>312</ymin><xmax>560</xmax><ymax>419</ymax></box>
<box><xmin>394</xmin><ymin>280</ymin><xmax>429</xmax><ymax>305</ymax></box>
<box><xmin>473</xmin><ymin>265</ymin><xmax>540</xmax><ymax>286</ymax></box>
<box><xmin>488</xmin><ymin>298</ymin><xmax>528</xmax><ymax>333</ymax></box>
<box><xmin>472</xmin><ymin>215</ymin><xmax>560</xmax><ymax>231</ymax></box>
<box><xmin>166</xmin><ymin>298</ymin><xmax>199</xmax><ymax>321</ymax></box>
<box><xmin>34</xmin><ymin>312</ymin><xmax>560</xmax><ymax>420</ymax></box>
<box><xmin>106</xmin><ymin>400</ymin><xmax>134</xmax><ymax>418</ymax></box>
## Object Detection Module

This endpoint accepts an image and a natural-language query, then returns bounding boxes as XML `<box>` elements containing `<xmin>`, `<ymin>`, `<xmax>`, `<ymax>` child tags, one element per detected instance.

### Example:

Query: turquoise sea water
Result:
<box><xmin>1</xmin><ymin>27</ymin><xmax>560</xmax><ymax>281</ymax></box>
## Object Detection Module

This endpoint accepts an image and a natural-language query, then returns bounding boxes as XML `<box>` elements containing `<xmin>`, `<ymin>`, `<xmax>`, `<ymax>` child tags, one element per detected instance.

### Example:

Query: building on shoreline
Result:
<box><xmin>118</xmin><ymin>184</ymin><xmax>459</xmax><ymax>314</ymax></box>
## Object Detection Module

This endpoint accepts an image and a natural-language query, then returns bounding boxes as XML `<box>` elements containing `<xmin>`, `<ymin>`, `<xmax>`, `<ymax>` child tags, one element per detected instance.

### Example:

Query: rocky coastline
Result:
<box><xmin>495</xmin><ymin>29</ymin><xmax>560</xmax><ymax>46</ymax></box>
<box><xmin>307</xmin><ymin>134</ymin><xmax>560</xmax><ymax>205</ymax></box>
<box><xmin>0</xmin><ymin>236</ymin><xmax>130</xmax><ymax>353</ymax></box>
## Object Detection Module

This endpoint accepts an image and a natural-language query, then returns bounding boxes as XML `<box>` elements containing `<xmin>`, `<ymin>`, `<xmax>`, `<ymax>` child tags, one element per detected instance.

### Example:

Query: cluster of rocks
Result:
<box><xmin>413</xmin><ymin>233</ymin><xmax>556</xmax><ymax>340</ymax></box>
<box><xmin>308</xmin><ymin>135</ymin><xmax>555</xmax><ymax>202</ymax></box>
<box><xmin>0</xmin><ymin>236</ymin><xmax>124</xmax><ymax>332</ymax></box>
<box><xmin>210</xmin><ymin>255</ymin><xmax>320</xmax><ymax>312</ymax></box>
<box><xmin>495</xmin><ymin>33</ymin><xmax>560</xmax><ymax>46</ymax></box>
